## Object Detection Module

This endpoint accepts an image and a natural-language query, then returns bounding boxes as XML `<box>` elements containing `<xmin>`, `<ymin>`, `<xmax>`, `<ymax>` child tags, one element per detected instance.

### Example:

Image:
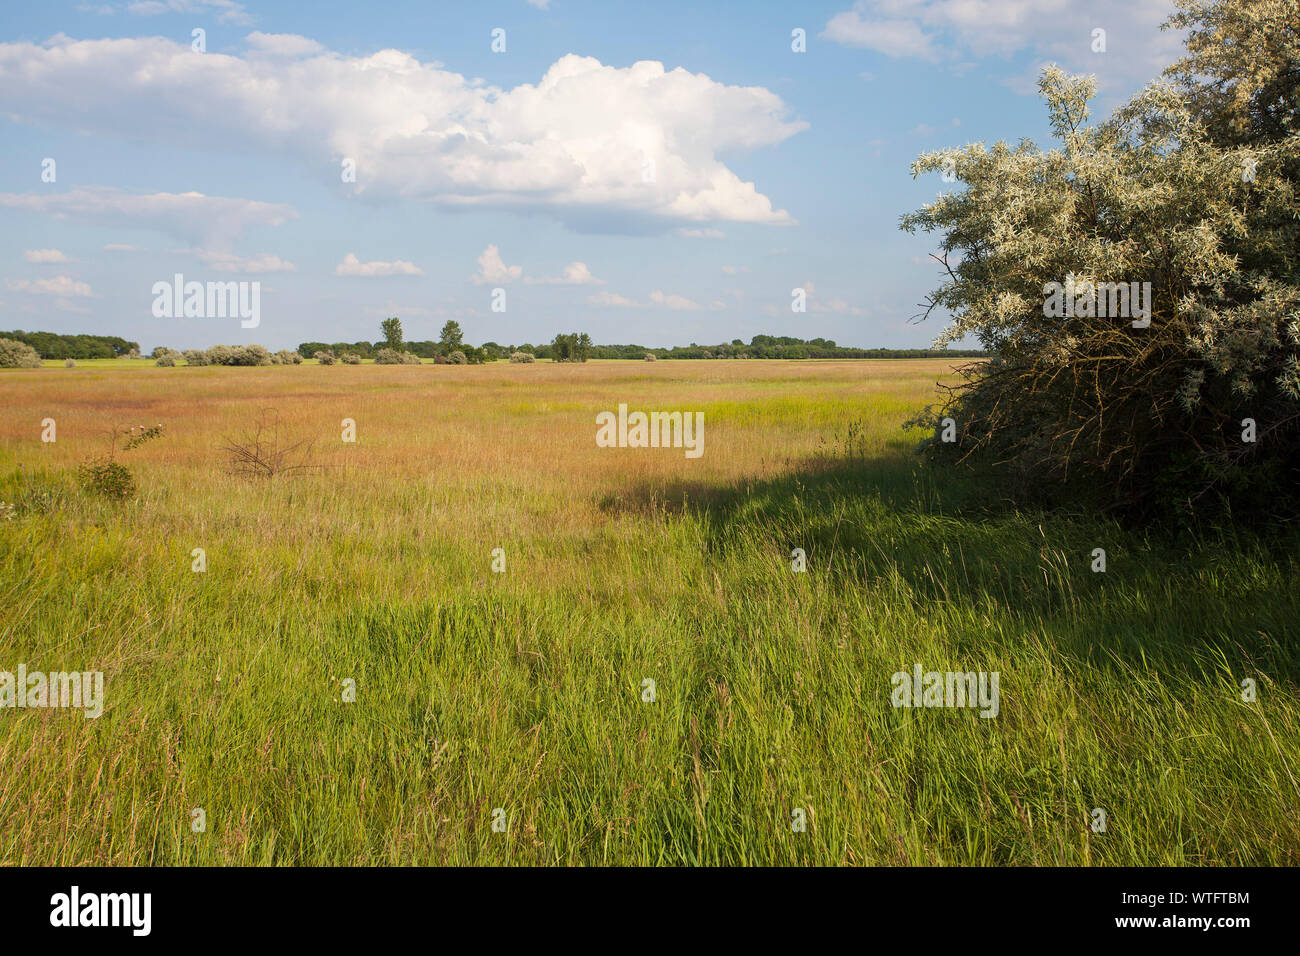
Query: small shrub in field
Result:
<box><xmin>314</xmin><ymin>350</ymin><xmax>337</xmax><ymax>365</ymax></box>
<box><xmin>156</xmin><ymin>355</ymin><xmax>177</xmax><ymax>367</ymax></box>
<box><xmin>206</xmin><ymin>345</ymin><xmax>236</xmax><ymax>366</ymax></box>
<box><xmin>341</xmin><ymin>352</ymin><xmax>362</xmax><ymax>365</ymax></box>
<box><xmin>64</xmin><ymin>358</ymin><xmax>76</xmax><ymax>368</ymax></box>
<box><xmin>182</xmin><ymin>349</ymin><xmax>210</xmax><ymax>366</ymax></box>
<box><xmin>274</xmin><ymin>350</ymin><xmax>303</xmax><ymax>365</ymax></box>
<box><xmin>0</xmin><ymin>338</ymin><xmax>42</xmax><ymax>368</ymax></box>
<box><xmin>448</xmin><ymin>350</ymin><xmax>468</xmax><ymax>365</ymax></box>
<box><xmin>644</xmin><ymin>353</ymin><xmax>657</xmax><ymax>362</ymax></box>
<box><xmin>433</xmin><ymin>353</ymin><xmax>448</xmax><ymax>364</ymax></box>
<box><xmin>77</xmin><ymin>456</ymin><xmax>136</xmax><ymax>500</ymax></box>
<box><xmin>375</xmin><ymin>348</ymin><xmax>421</xmax><ymax>365</ymax></box>
<box><xmin>510</xmin><ymin>351</ymin><xmax>536</xmax><ymax>363</ymax></box>
<box><xmin>223</xmin><ymin>410</ymin><xmax>316</xmax><ymax>479</ymax></box>
<box><xmin>230</xmin><ymin>345</ymin><xmax>271</xmax><ymax>366</ymax></box>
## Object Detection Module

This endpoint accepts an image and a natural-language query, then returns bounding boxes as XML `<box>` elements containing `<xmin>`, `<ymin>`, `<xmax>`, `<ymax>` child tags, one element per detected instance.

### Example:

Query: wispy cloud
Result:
<box><xmin>336</xmin><ymin>253</ymin><xmax>422</xmax><ymax>277</ymax></box>
<box><xmin>525</xmin><ymin>261</ymin><xmax>604</xmax><ymax>285</ymax></box>
<box><xmin>6</xmin><ymin>275</ymin><xmax>93</xmax><ymax>297</ymax></box>
<box><xmin>0</xmin><ymin>186</ymin><xmax>295</xmax><ymax>250</ymax></box>
<box><xmin>23</xmin><ymin>249</ymin><xmax>71</xmax><ymax>264</ymax></box>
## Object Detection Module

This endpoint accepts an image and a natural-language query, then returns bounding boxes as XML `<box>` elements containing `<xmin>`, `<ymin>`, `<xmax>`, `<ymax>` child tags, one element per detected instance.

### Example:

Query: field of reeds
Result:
<box><xmin>1</xmin><ymin>358</ymin><xmax>1297</xmax><ymax>865</ymax></box>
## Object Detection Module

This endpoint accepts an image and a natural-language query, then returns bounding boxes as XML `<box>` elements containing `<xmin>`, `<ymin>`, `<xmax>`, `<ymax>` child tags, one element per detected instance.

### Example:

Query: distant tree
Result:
<box><xmin>551</xmin><ymin>333</ymin><xmax>573</xmax><ymax>361</ymax></box>
<box><xmin>440</xmin><ymin>320</ymin><xmax>464</xmax><ymax>353</ymax></box>
<box><xmin>550</xmin><ymin>332</ymin><xmax>591</xmax><ymax>363</ymax></box>
<box><xmin>380</xmin><ymin>317</ymin><xmax>404</xmax><ymax>351</ymax></box>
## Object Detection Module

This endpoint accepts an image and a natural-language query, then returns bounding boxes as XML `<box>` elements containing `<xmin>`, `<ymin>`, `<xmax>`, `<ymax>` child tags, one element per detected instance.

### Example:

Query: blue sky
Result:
<box><xmin>0</xmin><ymin>0</ymin><xmax>1185</xmax><ymax>351</ymax></box>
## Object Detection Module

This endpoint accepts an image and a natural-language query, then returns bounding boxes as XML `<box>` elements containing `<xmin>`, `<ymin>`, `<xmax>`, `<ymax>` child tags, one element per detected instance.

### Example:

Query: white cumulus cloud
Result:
<box><xmin>470</xmin><ymin>245</ymin><xmax>523</xmax><ymax>285</ymax></box>
<box><xmin>0</xmin><ymin>36</ymin><xmax>804</xmax><ymax>232</ymax></box>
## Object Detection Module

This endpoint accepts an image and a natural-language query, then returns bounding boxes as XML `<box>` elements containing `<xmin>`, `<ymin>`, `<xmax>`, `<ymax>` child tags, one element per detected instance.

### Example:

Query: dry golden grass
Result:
<box><xmin>0</xmin><ymin>359</ymin><xmax>955</xmax><ymax>597</ymax></box>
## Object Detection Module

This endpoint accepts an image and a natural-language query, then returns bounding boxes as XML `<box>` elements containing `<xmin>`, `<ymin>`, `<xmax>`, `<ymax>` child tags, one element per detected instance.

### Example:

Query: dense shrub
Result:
<box><xmin>156</xmin><ymin>355</ymin><xmax>177</xmax><ymax>367</ymax></box>
<box><xmin>509</xmin><ymin>351</ymin><xmax>536</xmax><ymax>364</ymax></box>
<box><xmin>314</xmin><ymin>350</ymin><xmax>336</xmax><ymax>365</ymax></box>
<box><xmin>155</xmin><ymin>348</ymin><xmax>181</xmax><ymax>367</ymax></box>
<box><xmin>375</xmin><ymin>348</ymin><xmax>421</xmax><ymax>365</ymax></box>
<box><xmin>231</xmin><ymin>345</ymin><xmax>271</xmax><ymax>366</ymax></box>
<box><xmin>340</xmin><ymin>352</ymin><xmax>362</xmax><ymax>365</ymax></box>
<box><xmin>0</xmin><ymin>337</ymin><xmax>43</xmax><ymax>368</ymax></box>
<box><xmin>182</xmin><ymin>349</ymin><xmax>210</xmax><ymax>366</ymax></box>
<box><xmin>77</xmin><ymin>457</ymin><xmax>135</xmax><ymax>499</ymax></box>
<box><xmin>902</xmin><ymin>0</ymin><xmax>1300</xmax><ymax>523</ymax></box>
<box><xmin>272</xmin><ymin>349</ymin><xmax>303</xmax><ymax>365</ymax></box>
<box><xmin>644</xmin><ymin>353</ymin><xmax>657</xmax><ymax>362</ymax></box>
<box><xmin>447</xmin><ymin>350</ymin><xmax>468</xmax><ymax>365</ymax></box>
<box><xmin>205</xmin><ymin>345</ymin><xmax>235</xmax><ymax>366</ymax></box>
<box><xmin>63</xmin><ymin>358</ymin><xmax>76</xmax><ymax>368</ymax></box>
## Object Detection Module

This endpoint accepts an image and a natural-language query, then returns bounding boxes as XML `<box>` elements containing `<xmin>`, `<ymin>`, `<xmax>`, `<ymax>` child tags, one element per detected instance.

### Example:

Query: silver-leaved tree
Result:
<box><xmin>903</xmin><ymin>0</ymin><xmax>1299</xmax><ymax>522</ymax></box>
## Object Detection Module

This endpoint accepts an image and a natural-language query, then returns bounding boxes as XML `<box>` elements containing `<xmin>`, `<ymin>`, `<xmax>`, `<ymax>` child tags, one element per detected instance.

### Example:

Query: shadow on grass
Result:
<box><xmin>597</xmin><ymin>450</ymin><xmax>1300</xmax><ymax>683</ymax></box>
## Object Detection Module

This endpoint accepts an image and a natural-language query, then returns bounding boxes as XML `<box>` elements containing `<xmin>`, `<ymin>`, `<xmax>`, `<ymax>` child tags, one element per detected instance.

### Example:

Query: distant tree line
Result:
<box><xmin>3</xmin><ymin>330</ymin><xmax>138</xmax><ymax>359</ymax></box>
<box><xmin>298</xmin><ymin>319</ymin><xmax>489</xmax><ymax>363</ymax></box>
<box><xmin>576</xmin><ymin>337</ymin><xmax>987</xmax><ymax>360</ymax></box>
<box><xmin>4</xmin><ymin>325</ymin><xmax>983</xmax><ymax>364</ymax></box>
<box><xmin>441</xmin><ymin>334</ymin><xmax>984</xmax><ymax>361</ymax></box>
